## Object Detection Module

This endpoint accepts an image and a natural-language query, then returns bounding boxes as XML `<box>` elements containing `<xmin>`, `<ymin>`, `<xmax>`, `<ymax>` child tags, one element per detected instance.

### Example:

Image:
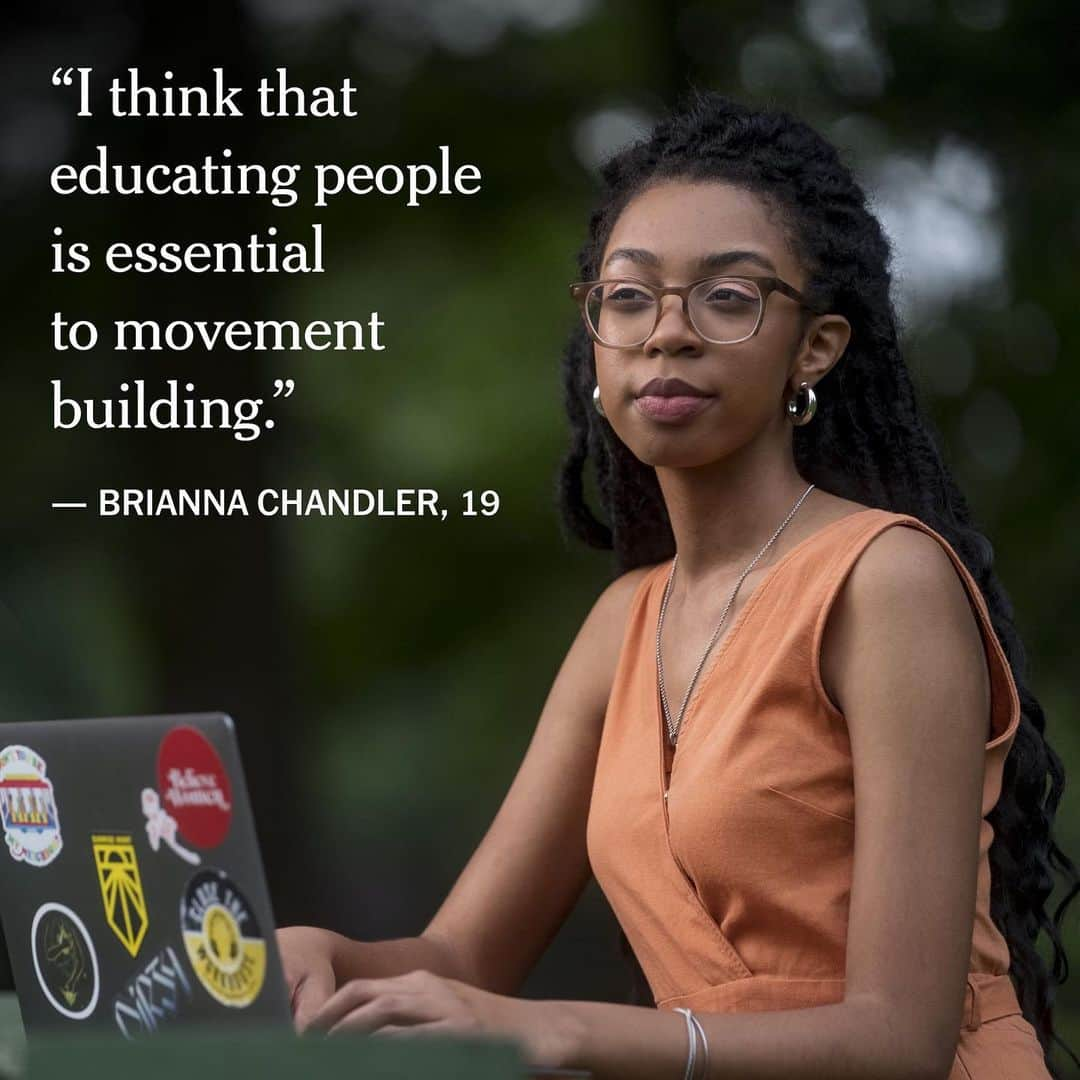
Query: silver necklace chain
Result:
<box><xmin>657</xmin><ymin>483</ymin><xmax>817</xmax><ymax>748</ymax></box>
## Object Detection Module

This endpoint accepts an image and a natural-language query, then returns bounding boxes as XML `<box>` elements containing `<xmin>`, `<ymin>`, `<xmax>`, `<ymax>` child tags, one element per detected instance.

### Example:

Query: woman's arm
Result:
<box><xmin>328</xmin><ymin>565</ymin><xmax>656</xmax><ymax>995</ymax></box>
<box><xmin>312</xmin><ymin>526</ymin><xmax>991</xmax><ymax>1080</ymax></box>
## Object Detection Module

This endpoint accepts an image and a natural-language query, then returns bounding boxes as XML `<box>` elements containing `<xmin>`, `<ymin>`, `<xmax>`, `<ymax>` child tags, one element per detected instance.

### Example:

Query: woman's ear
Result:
<box><xmin>791</xmin><ymin>313</ymin><xmax>852</xmax><ymax>387</ymax></box>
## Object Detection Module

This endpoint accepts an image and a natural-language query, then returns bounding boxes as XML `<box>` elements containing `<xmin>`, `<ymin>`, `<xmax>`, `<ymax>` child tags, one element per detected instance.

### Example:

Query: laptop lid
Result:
<box><xmin>0</xmin><ymin>712</ymin><xmax>292</xmax><ymax>1038</ymax></box>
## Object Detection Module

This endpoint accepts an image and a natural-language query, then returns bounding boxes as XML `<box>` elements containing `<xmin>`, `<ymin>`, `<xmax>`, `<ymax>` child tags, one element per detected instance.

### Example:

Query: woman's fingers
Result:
<box><xmin>326</xmin><ymin>990</ymin><xmax>446</xmax><ymax>1036</ymax></box>
<box><xmin>306</xmin><ymin>978</ymin><xmax>379</xmax><ymax>1032</ymax></box>
<box><xmin>308</xmin><ymin>977</ymin><xmax>438</xmax><ymax>1034</ymax></box>
<box><xmin>372</xmin><ymin>1021</ymin><xmax>453</xmax><ymax>1039</ymax></box>
<box><xmin>276</xmin><ymin>926</ymin><xmax>342</xmax><ymax>1034</ymax></box>
<box><xmin>291</xmin><ymin>965</ymin><xmax>338</xmax><ymax>1034</ymax></box>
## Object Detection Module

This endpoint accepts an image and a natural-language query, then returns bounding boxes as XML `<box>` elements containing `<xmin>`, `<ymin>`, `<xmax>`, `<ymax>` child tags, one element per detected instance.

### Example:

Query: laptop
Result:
<box><xmin>0</xmin><ymin>712</ymin><xmax>292</xmax><ymax>1038</ymax></box>
<box><xmin>0</xmin><ymin>713</ymin><xmax>593</xmax><ymax>1078</ymax></box>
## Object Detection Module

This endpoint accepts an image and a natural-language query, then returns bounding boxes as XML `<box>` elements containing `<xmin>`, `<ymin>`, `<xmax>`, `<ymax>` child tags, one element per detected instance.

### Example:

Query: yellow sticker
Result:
<box><xmin>179</xmin><ymin>869</ymin><xmax>265</xmax><ymax>1008</ymax></box>
<box><xmin>92</xmin><ymin>833</ymin><xmax>149</xmax><ymax>958</ymax></box>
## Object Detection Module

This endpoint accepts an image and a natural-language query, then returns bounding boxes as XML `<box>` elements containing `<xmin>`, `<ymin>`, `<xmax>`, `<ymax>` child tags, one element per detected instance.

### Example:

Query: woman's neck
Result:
<box><xmin>654</xmin><ymin>455</ymin><xmax>818</xmax><ymax>588</ymax></box>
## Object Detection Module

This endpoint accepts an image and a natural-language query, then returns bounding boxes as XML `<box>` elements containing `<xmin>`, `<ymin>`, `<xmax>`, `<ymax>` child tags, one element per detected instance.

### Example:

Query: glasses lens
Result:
<box><xmin>689</xmin><ymin>278</ymin><xmax>762</xmax><ymax>343</ymax></box>
<box><xmin>587</xmin><ymin>281</ymin><xmax>658</xmax><ymax>346</ymax></box>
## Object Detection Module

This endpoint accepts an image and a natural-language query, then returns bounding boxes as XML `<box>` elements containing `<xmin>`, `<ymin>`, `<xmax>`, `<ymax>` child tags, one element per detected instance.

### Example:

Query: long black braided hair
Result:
<box><xmin>557</xmin><ymin>88</ymin><xmax>1078</xmax><ymax>1077</ymax></box>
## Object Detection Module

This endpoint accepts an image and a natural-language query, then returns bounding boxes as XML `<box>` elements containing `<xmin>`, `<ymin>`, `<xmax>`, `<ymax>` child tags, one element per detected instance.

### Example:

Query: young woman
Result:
<box><xmin>277</xmin><ymin>92</ymin><xmax>1077</xmax><ymax>1079</ymax></box>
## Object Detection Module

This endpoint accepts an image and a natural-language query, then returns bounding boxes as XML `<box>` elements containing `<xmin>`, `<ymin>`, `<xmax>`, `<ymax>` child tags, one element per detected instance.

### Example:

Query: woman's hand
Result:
<box><xmin>276</xmin><ymin>925</ymin><xmax>346</xmax><ymax>1032</ymax></box>
<box><xmin>304</xmin><ymin>968</ymin><xmax>574</xmax><ymax>1068</ymax></box>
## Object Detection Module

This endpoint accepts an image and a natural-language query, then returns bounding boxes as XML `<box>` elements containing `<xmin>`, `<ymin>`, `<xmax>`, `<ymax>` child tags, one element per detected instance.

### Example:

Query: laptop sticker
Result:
<box><xmin>92</xmin><ymin>833</ymin><xmax>150</xmax><ymax>958</ymax></box>
<box><xmin>155</xmin><ymin>726</ymin><xmax>233</xmax><ymax>850</ymax></box>
<box><xmin>0</xmin><ymin>744</ymin><xmax>63</xmax><ymax>868</ymax></box>
<box><xmin>113</xmin><ymin>942</ymin><xmax>194</xmax><ymax>1038</ymax></box>
<box><xmin>31</xmin><ymin>902</ymin><xmax>100</xmax><ymax>1020</ymax></box>
<box><xmin>141</xmin><ymin>787</ymin><xmax>200</xmax><ymax>865</ymax></box>
<box><xmin>180</xmin><ymin>868</ymin><xmax>266</xmax><ymax>1008</ymax></box>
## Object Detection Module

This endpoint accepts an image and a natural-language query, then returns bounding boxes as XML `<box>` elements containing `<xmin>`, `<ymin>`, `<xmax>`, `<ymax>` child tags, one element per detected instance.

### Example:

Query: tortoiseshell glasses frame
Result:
<box><xmin>569</xmin><ymin>274</ymin><xmax>826</xmax><ymax>348</ymax></box>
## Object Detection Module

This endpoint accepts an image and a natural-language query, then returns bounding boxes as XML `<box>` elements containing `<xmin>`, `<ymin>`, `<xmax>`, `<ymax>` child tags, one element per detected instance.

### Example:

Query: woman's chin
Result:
<box><xmin>625</xmin><ymin>440</ymin><xmax>722</xmax><ymax>471</ymax></box>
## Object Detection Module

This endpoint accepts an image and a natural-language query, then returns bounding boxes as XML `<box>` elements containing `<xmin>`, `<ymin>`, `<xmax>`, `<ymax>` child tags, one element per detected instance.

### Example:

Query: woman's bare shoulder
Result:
<box><xmin>568</xmin><ymin>562</ymin><xmax>663</xmax><ymax>698</ymax></box>
<box><xmin>589</xmin><ymin>562</ymin><xmax>663</xmax><ymax>638</ymax></box>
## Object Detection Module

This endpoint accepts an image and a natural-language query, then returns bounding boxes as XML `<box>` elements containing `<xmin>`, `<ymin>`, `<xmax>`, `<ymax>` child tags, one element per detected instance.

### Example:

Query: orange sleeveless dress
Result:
<box><xmin>586</xmin><ymin>508</ymin><xmax>1051</xmax><ymax>1079</ymax></box>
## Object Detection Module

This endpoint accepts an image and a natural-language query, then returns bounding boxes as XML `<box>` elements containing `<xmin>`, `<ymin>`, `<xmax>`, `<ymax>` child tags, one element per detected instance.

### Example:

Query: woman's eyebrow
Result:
<box><xmin>700</xmin><ymin>249</ymin><xmax>778</xmax><ymax>273</ymax></box>
<box><xmin>603</xmin><ymin>247</ymin><xmax>778</xmax><ymax>273</ymax></box>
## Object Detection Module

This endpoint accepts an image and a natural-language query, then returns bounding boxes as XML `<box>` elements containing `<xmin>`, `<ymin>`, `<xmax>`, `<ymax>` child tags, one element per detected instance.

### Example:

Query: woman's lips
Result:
<box><xmin>634</xmin><ymin>394</ymin><xmax>714</xmax><ymax>422</ymax></box>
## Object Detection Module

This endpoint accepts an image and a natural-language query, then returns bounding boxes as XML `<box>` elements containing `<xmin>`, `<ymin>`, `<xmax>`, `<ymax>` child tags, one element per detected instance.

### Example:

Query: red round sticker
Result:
<box><xmin>155</xmin><ymin>727</ymin><xmax>233</xmax><ymax>849</ymax></box>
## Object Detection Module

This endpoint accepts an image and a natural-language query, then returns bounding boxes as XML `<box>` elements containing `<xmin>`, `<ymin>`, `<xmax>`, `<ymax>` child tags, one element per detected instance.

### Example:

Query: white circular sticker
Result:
<box><xmin>31</xmin><ymin>902</ymin><xmax>100</xmax><ymax>1020</ymax></box>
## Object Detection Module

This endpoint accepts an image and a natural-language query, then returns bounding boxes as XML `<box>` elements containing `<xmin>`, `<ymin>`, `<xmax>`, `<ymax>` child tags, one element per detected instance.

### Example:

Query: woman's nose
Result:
<box><xmin>645</xmin><ymin>294</ymin><xmax>703</xmax><ymax>355</ymax></box>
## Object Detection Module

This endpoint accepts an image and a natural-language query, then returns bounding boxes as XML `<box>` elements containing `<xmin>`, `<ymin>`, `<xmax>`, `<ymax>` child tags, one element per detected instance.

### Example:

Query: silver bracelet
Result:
<box><xmin>688</xmin><ymin>1011</ymin><xmax>710</xmax><ymax>1078</ymax></box>
<box><xmin>674</xmin><ymin>1007</ymin><xmax>697</xmax><ymax>1080</ymax></box>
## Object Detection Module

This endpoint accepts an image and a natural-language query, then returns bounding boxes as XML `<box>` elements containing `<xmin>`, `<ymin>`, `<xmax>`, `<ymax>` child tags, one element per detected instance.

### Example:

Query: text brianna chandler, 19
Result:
<box><xmin>92</xmin><ymin>488</ymin><xmax>502</xmax><ymax>519</ymax></box>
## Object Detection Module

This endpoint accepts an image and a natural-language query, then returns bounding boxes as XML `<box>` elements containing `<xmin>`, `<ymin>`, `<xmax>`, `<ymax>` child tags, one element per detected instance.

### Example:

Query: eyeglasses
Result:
<box><xmin>569</xmin><ymin>274</ymin><xmax>825</xmax><ymax>348</ymax></box>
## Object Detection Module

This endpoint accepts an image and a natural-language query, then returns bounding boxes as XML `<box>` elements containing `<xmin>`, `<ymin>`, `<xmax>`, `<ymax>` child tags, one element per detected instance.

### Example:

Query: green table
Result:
<box><xmin>0</xmin><ymin>995</ymin><xmax>24</xmax><ymax>1079</ymax></box>
<box><xmin>0</xmin><ymin>995</ymin><xmax>588</xmax><ymax>1078</ymax></box>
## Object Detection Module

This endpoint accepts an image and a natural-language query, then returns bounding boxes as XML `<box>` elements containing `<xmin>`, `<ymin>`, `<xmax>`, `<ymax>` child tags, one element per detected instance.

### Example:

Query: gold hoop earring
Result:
<box><xmin>593</xmin><ymin>384</ymin><xmax>606</xmax><ymax>418</ymax></box>
<box><xmin>787</xmin><ymin>381</ymin><xmax>817</xmax><ymax>426</ymax></box>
